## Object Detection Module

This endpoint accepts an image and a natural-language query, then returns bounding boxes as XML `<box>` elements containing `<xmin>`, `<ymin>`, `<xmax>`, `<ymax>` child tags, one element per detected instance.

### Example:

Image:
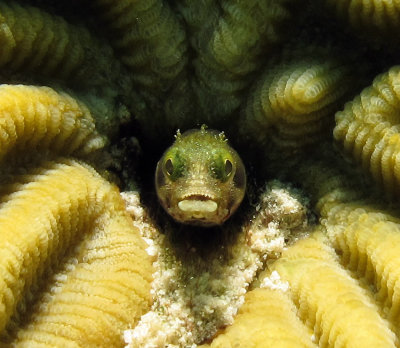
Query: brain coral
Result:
<box><xmin>334</xmin><ymin>66</ymin><xmax>400</xmax><ymax>198</ymax></box>
<box><xmin>2</xmin><ymin>0</ymin><xmax>400</xmax><ymax>347</ymax></box>
<box><xmin>0</xmin><ymin>85</ymin><xmax>153</xmax><ymax>346</ymax></box>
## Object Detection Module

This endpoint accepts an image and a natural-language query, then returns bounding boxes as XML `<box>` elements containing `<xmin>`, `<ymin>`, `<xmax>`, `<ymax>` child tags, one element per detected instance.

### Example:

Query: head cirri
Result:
<box><xmin>155</xmin><ymin>125</ymin><xmax>246</xmax><ymax>227</ymax></box>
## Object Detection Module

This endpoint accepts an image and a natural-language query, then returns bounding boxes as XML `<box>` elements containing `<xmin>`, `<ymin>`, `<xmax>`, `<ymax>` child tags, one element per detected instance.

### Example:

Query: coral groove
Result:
<box><xmin>325</xmin><ymin>204</ymin><xmax>400</xmax><ymax>332</ymax></box>
<box><xmin>0</xmin><ymin>61</ymin><xmax>152</xmax><ymax>346</ymax></box>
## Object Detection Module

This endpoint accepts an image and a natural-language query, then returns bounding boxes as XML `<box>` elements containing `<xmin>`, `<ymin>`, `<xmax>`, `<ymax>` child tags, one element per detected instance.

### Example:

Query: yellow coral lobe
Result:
<box><xmin>334</xmin><ymin>66</ymin><xmax>400</xmax><ymax>197</ymax></box>
<box><xmin>241</xmin><ymin>53</ymin><xmax>356</xmax><ymax>155</ymax></box>
<box><xmin>269</xmin><ymin>233</ymin><xmax>397</xmax><ymax>347</ymax></box>
<box><xmin>0</xmin><ymin>160</ymin><xmax>153</xmax><ymax>346</ymax></box>
<box><xmin>200</xmin><ymin>288</ymin><xmax>316</xmax><ymax>348</ymax></box>
<box><xmin>325</xmin><ymin>0</ymin><xmax>400</xmax><ymax>40</ymax></box>
<box><xmin>0</xmin><ymin>85</ymin><xmax>104</xmax><ymax>164</ymax></box>
<box><xmin>323</xmin><ymin>204</ymin><xmax>400</xmax><ymax>336</ymax></box>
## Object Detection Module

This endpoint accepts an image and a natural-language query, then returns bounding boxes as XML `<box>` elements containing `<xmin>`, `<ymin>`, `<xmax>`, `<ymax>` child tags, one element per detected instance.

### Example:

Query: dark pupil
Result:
<box><xmin>225</xmin><ymin>159</ymin><xmax>233</xmax><ymax>176</ymax></box>
<box><xmin>165</xmin><ymin>158</ymin><xmax>174</xmax><ymax>176</ymax></box>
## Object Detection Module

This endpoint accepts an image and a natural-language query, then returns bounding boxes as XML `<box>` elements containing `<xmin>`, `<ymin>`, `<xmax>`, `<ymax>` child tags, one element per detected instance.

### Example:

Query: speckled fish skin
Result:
<box><xmin>155</xmin><ymin>125</ymin><xmax>246</xmax><ymax>226</ymax></box>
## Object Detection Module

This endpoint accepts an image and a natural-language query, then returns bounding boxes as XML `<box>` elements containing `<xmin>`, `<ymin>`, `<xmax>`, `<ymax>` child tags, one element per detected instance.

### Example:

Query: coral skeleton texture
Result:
<box><xmin>0</xmin><ymin>2</ymin><xmax>117</xmax><ymax>84</ymax></box>
<box><xmin>334</xmin><ymin>66</ymin><xmax>400</xmax><ymax>197</ymax></box>
<box><xmin>269</xmin><ymin>233</ymin><xmax>397</xmax><ymax>347</ymax></box>
<box><xmin>200</xmin><ymin>287</ymin><xmax>317</xmax><ymax>348</ymax></box>
<box><xmin>92</xmin><ymin>0</ymin><xmax>187</xmax><ymax>90</ymax></box>
<box><xmin>0</xmin><ymin>82</ymin><xmax>153</xmax><ymax>346</ymax></box>
<box><xmin>241</xmin><ymin>50</ymin><xmax>358</xmax><ymax>155</ymax></box>
<box><xmin>1</xmin><ymin>160</ymin><xmax>153</xmax><ymax>346</ymax></box>
<box><xmin>2</xmin><ymin>0</ymin><xmax>400</xmax><ymax>347</ymax></box>
<box><xmin>0</xmin><ymin>85</ymin><xmax>104</xmax><ymax>163</ymax></box>
<box><xmin>324</xmin><ymin>0</ymin><xmax>400</xmax><ymax>39</ymax></box>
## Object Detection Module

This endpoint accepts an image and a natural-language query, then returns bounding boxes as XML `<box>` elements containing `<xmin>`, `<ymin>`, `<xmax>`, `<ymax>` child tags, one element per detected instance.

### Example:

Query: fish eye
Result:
<box><xmin>210</xmin><ymin>156</ymin><xmax>235</xmax><ymax>182</ymax></box>
<box><xmin>162</xmin><ymin>153</ymin><xmax>185</xmax><ymax>180</ymax></box>
<box><xmin>225</xmin><ymin>159</ymin><xmax>233</xmax><ymax>177</ymax></box>
<box><xmin>165</xmin><ymin>158</ymin><xmax>174</xmax><ymax>176</ymax></box>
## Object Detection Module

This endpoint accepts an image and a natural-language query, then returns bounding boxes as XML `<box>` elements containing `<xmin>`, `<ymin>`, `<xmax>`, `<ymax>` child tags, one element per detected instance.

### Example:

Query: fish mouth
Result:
<box><xmin>177</xmin><ymin>194</ymin><xmax>218</xmax><ymax>213</ymax></box>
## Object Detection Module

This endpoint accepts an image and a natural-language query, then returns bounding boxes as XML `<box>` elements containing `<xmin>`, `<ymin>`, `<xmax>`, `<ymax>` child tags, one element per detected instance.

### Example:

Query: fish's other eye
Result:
<box><xmin>210</xmin><ymin>156</ymin><xmax>235</xmax><ymax>182</ymax></box>
<box><xmin>165</xmin><ymin>158</ymin><xmax>174</xmax><ymax>176</ymax></box>
<box><xmin>225</xmin><ymin>159</ymin><xmax>233</xmax><ymax>177</ymax></box>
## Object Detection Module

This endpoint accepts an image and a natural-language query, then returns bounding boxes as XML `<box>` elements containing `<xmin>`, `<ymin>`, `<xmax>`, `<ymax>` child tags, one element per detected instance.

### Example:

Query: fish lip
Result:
<box><xmin>177</xmin><ymin>196</ymin><xmax>218</xmax><ymax>213</ymax></box>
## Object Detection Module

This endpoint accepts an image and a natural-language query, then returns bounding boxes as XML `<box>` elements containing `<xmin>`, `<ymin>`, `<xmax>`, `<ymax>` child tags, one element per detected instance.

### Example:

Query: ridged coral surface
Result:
<box><xmin>324</xmin><ymin>0</ymin><xmax>400</xmax><ymax>40</ymax></box>
<box><xmin>200</xmin><ymin>287</ymin><xmax>317</xmax><ymax>348</ymax></box>
<box><xmin>190</xmin><ymin>0</ymin><xmax>294</xmax><ymax>122</ymax></box>
<box><xmin>240</xmin><ymin>50</ymin><xmax>358</xmax><ymax>156</ymax></box>
<box><xmin>334</xmin><ymin>66</ymin><xmax>400</xmax><ymax>197</ymax></box>
<box><xmin>0</xmin><ymin>1</ymin><xmax>118</xmax><ymax>85</ymax></box>
<box><xmin>92</xmin><ymin>0</ymin><xmax>187</xmax><ymax>91</ymax></box>
<box><xmin>0</xmin><ymin>80</ymin><xmax>153</xmax><ymax>346</ymax></box>
<box><xmin>206</xmin><ymin>158</ymin><xmax>400</xmax><ymax>347</ymax></box>
<box><xmin>1</xmin><ymin>160</ymin><xmax>153</xmax><ymax>346</ymax></box>
<box><xmin>0</xmin><ymin>85</ymin><xmax>104</xmax><ymax>163</ymax></box>
<box><xmin>3</xmin><ymin>0</ymin><xmax>400</xmax><ymax>347</ymax></box>
<box><xmin>270</xmin><ymin>233</ymin><xmax>397</xmax><ymax>347</ymax></box>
